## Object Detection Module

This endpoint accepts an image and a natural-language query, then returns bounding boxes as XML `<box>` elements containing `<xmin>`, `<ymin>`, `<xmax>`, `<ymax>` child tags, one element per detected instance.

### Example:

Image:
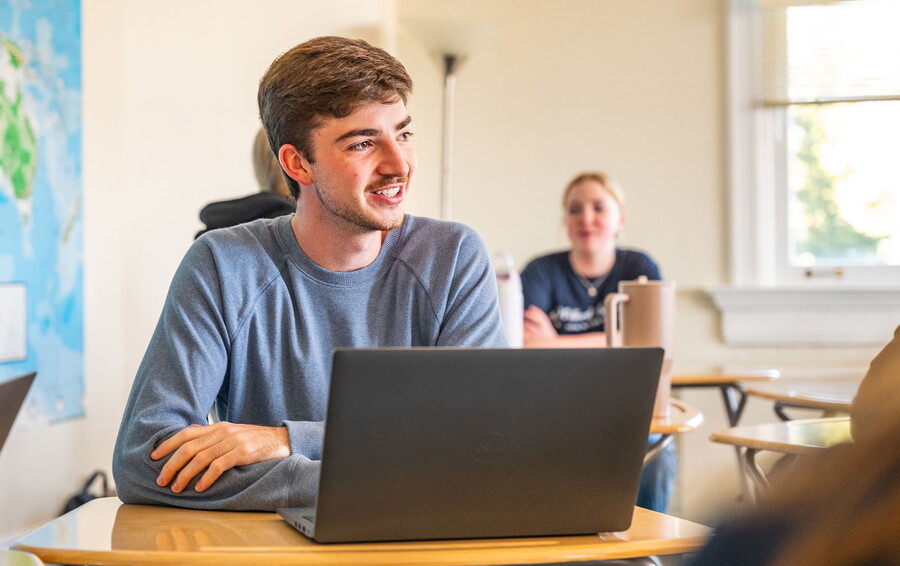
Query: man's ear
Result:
<box><xmin>278</xmin><ymin>144</ymin><xmax>313</xmax><ymax>186</ymax></box>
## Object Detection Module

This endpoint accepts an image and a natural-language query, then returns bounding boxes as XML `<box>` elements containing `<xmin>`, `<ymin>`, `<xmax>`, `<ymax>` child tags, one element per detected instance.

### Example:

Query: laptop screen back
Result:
<box><xmin>309</xmin><ymin>347</ymin><xmax>663</xmax><ymax>543</ymax></box>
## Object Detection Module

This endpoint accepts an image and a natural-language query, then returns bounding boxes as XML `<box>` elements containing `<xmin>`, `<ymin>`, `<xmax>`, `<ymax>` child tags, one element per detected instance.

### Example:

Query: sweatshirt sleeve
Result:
<box><xmin>112</xmin><ymin>240</ymin><xmax>320</xmax><ymax>511</ymax></box>
<box><xmin>434</xmin><ymin>226</ymin><xmax>509</xmax><ymax>348</ymax></box>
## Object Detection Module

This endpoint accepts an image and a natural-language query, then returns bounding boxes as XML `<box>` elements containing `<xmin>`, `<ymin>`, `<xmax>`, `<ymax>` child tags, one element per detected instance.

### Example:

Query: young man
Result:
<box><xmin>113</xmin><ymin>36</ymin><xmax>507</xmax><ymax>511</ymax></box>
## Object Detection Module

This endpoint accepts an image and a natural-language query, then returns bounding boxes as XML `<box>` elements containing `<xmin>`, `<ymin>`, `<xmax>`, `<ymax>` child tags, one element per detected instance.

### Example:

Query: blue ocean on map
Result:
<box><xmin>1</xmin><ymin>0</ymin><xmax>84</xmax><ymax>424</ymax></box>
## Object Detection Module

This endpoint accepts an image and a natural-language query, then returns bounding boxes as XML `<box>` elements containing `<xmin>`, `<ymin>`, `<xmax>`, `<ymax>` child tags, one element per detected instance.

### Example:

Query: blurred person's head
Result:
<box><xmin>694</xmin><ymin>410</ymin><xmax>900</xmax><ymax>566</ymax></box>
<box><xmin>562</xmin><ymin>172</ymin><xmax>627</xmax><ymax>256</ymax></box>
<box><xmin>257</xmin><ymin>36</ymin><xmax>413</xmax><ymax>199</ymax></box>
<box><xmin>766</xmin><ymin>410</ymin><xmax>900</xmax><ymax>566</ymax></box>
<box><xmin>252</xmin><ymin>128</ymin><xmax>290</xmax><ymax>198</ymax></box>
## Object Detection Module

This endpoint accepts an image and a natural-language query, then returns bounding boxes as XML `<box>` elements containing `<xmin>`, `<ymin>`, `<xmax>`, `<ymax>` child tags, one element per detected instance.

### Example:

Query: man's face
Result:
<box><xmin>302</xmin><ymin>99</ymin><xmax>416</xmax><ymax>233</ymax></box>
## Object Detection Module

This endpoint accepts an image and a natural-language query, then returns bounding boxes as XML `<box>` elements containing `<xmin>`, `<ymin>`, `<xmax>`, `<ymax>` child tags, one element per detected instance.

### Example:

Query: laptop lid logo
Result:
<box><xmin>473</xmin><ymin>431</ymin><xmax>508</xmax><ymax>464</ymax></box>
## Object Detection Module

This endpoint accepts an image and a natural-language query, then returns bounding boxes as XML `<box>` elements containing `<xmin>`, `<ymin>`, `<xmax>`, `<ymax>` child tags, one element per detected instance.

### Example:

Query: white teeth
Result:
<box><xmin>375</xmin><ymin>187</ymin><xmax>400</xmax><ymax>197</ymax></box>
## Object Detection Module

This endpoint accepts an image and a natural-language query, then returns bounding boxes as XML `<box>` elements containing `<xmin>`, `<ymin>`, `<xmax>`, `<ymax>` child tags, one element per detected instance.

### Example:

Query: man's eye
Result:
<box><xmin>349</xmin><ymin>140</ymin><xmax>373</xmax><ymax>150</ymax></box>
<box><xmin>399</xmin><ymin>131</ymin><xmax>415</xmax><ymax>141</ymax></box>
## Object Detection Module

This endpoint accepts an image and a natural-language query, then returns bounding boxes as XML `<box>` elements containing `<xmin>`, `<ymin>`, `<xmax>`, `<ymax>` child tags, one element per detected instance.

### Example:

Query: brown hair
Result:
<box><xmin>562</xmin><ymin>171</ymin><xmax>626</xmax><ymax>210</ymax></box>
<box><xmin>257</xmin><ymin>36</ymin><xmax>413</xmax><ymax>198</ymax></box>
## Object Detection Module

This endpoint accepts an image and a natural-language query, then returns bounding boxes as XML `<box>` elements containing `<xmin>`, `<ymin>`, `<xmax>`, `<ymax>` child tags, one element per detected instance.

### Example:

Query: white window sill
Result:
<box><xmin>707</xmin><ymin>286</ymin><xmax>900</xmax><ymax>346</ymax></box>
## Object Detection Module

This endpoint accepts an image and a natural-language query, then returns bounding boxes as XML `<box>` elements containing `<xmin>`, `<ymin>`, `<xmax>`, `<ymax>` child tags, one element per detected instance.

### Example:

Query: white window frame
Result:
<box><xmin>708</xmin><ymin>0</ymin><xmax>900</xmax><ymax>346</ymax></box>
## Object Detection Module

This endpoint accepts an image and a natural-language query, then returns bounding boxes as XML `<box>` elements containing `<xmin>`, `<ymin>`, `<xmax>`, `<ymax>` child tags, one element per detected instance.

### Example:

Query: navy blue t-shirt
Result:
<box><xmin>520</xmin><ymin>249</ymin><xmax>661</xmax><ymax>334</ymax></box>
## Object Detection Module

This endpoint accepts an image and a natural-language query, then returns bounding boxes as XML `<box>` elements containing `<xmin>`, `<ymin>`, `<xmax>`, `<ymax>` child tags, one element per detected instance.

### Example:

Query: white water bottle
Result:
<box><xmin>495</xmin><ymin>251</ymin><xmax>524</xmax><ymax>348</ymax></box>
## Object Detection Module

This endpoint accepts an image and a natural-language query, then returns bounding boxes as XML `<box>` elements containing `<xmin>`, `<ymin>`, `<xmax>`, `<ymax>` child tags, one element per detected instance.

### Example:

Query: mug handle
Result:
<box><xmin>604</xmin><ymin>292</ymin><xmax>629</xmax><ymax>347</ymax></box>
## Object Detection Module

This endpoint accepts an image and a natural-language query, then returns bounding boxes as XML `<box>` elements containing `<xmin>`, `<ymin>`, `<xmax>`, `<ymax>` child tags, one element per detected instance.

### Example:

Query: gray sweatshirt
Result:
<box><xmin>113</xmin><ymin>214</ymin><xmax>507</xmax><ymax>511</ymax></box>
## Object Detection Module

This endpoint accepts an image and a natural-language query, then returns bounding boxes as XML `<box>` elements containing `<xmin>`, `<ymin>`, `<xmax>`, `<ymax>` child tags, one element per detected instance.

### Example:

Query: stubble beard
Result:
<box><xmin>313</xmin><ymin>177</ymin><xmax>407</xmax><ymax>232</ymax></box>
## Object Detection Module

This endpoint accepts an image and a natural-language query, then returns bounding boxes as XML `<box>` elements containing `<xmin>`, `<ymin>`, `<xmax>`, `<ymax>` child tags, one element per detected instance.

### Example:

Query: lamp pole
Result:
<box><xmin>402</xmin><ymin>18</ymin><xmax>492</xmax><ymax>220</ymax></box>
<box><xmin>440</xmin><ymin>54</ymin><xmax>460</xmax><ymax>221</ymax></box>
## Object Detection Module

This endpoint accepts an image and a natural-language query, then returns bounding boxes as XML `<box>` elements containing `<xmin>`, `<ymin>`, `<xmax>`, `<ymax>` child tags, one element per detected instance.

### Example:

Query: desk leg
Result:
<box><xmin>720</xmin><ymin>385</ymin><xmax>747</xmax><ymax>427</ymax></box>
<box><xmin>774</xmin><ymin>402</ymin><xmax>793</xmax><ymax>421</ymax></box>
<box><xmin>732</xmin><ymin>445</ymin><xmax>754</xmax><ymax>503</ymax></box>
<box><xmin>775</xmin><ymin>402</ymin><xmax>843</xmax><ymax>421</ymax></box>
<box><xmin>741</xmin><ymin>448</ymin><xmax>770</xmax><ymax>503</ymax></box>
<box><xmin>719</xmin><ymin>385</ymin><xmax>754</xmax><ymax>502</ymax></box>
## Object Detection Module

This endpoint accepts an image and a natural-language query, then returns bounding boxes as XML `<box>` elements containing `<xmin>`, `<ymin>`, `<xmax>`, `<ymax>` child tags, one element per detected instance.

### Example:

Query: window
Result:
<box><xmin>711</xmin><ymin>0</ymin><xmax>900</xmax><ymax>345</ymax></box>
<box><xmin>728</xmin><ymin>0</ymin><xmax>900</xmax><ymax>286</ymax></box>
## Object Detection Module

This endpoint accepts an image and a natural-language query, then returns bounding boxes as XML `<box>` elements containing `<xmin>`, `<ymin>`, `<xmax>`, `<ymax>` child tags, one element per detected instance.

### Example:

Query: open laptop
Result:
<box><xmin>279</xmin><ymin>347</ymin><xmax>663</xmax><ymax>543</ymax></box>
<box><xmin>0</xmin><ymin>372</ymin><xmax>36</xmax><ymax>456</ymax></box>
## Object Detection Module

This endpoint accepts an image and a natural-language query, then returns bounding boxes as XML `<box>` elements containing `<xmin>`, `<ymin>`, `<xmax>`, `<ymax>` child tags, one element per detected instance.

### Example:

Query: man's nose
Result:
<box><xmin>377</xmin><ymin>140</ymin><xmax>411</xmax><ymax>177</ymax></box>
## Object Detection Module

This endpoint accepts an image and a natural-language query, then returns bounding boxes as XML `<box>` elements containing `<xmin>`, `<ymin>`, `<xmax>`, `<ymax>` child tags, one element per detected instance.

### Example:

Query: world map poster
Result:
<box><xmin>1</xmin><ymin>0</ymin><xmax>83</xmax><ymax>424</ymax></box>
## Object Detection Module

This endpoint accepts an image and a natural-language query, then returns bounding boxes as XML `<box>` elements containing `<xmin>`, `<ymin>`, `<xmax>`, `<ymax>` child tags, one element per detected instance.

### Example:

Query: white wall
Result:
<box><xmin>1</xmin><ymin>0</ymin><xmax>889</xmax><ymax>541</ymax></box>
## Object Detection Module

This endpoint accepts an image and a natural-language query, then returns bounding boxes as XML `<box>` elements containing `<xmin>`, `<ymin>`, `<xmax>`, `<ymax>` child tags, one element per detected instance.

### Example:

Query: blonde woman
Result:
<box><xmin>520</xmin><ymin>172</ymin><xmax>660</xmax><ymax>348</ymax></box>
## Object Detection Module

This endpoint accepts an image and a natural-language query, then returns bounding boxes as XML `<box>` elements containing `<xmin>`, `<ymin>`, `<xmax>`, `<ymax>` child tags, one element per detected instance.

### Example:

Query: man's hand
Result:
<box><xmin>151</xmin><ymin>422</ymin><xmax>290</xmax><ymax>494</ymax></box>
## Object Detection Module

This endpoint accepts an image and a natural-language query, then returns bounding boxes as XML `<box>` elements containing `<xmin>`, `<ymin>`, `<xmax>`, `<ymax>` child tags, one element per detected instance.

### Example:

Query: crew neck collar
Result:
<box><xmin>275</xmin><ymin>214</ymin><xmax>408</xmax><ymax>286</ymax></box>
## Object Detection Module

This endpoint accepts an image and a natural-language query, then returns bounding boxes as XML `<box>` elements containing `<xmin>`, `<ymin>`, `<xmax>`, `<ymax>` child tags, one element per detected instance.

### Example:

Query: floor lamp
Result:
<box><xmin>403</xmin><ymin>19</ymin><xmax>493</xmax><ymax>220</ymax></box>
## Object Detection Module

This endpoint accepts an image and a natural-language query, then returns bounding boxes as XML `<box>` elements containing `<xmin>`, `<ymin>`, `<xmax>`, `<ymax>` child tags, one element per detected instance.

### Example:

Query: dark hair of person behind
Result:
<box><xmin>257</xmin><ymin>36</ymin><xmax>413</xmax><ymax>199</ymax></box>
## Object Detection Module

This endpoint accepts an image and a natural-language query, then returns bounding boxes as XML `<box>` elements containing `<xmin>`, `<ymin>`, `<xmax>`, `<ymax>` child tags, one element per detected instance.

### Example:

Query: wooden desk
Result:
<box><xmin>649</xmin><ymin>398</ymin><xmax>704</xmax><ymax>435</ymax></box>
<box><xmin>13</xmin><ymin>497</ymin><xmax>711</xmax><ymax>565</ymax></box>
<box><xmin>710</xmin><ymin>416</ymin><xmax>852</xmax><ymax>498</ymax></box>
<box><xmin>644</xmin><ymin>399</ymin><xmax>703</xmax><ymax>464</ymax></box>
<box><xmin>673</xmin><ymin>370</ymin><xmax>780</xmax><ymax>427</ymax></box>
<box><xmin>745</xmin><ymin>388</ymin><xmax>852</xmax><ymax>421</ymax></box>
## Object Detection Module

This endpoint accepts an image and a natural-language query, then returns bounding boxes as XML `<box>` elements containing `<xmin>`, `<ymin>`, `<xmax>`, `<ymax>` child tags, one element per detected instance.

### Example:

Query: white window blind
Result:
<box><xmin>712</xmin><ymin>0</ymin><xmax>900</xmax><ymax>345</ymax></box>
<box><xmin>762</xmin><ymin>0</ymin><xmax>900</xmax><ymax>105</ymax></box>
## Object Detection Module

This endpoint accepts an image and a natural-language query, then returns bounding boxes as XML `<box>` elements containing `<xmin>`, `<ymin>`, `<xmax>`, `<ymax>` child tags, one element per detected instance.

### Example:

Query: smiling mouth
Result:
<box><xmin>367</xmin><ymin>177</ymin><xmax>407</xmax><ymax>200</ymax></box>
<box><xmin>374</xmin><ymin>187</ymin><xmax>401</xmax><ymax>198</ymax></box>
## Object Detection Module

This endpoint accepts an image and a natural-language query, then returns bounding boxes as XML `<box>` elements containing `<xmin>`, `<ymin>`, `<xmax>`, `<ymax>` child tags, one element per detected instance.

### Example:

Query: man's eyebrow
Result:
<box><xmin>333</xmin><ymin>116</ymin><xmax>413</xmax><ymax>143</ymax></box>
<box><xmin>335</xmin><ymin>128</ymin><xmax>378</xmax><ymax>142</ymax></box>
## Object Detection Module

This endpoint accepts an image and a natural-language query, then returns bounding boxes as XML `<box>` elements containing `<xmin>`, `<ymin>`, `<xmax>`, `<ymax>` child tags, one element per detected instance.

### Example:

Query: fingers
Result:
<box><xmin>190</xmin><ymin>426</ymin><xmax>289</xmax><ymax>492</ymax></box>
<box><xmin>194</xmin><ymin>459</ymin><xmax>226</xmax><ymax>493</ymax></box>
<box><xmin>152</xmin><ymin>423</ymin><xmax>290</xmax><ymax>494</ymax></box>
<box><xmin>170</xmin><ymin>441</ymin><xmax>229</xmax><ymax>493</ymax></box>
<box><xmin>522</xmin><ymin>304</ymin><xmax>543</xmax><ymax>318</ymax></box>
<box><xmin>523</xmin><ymin>306</ymin><xmax>557</xmax><ymax>338</ymax></box>
<box><xmin>150</xmin><ymin>424</ymin><xmax>208</xmax><ymax>461</ymax></box>
<box><xmin>195</xmin><ymin>446</ymin><xmax>241</xmax><ymax>492</ymax></box>
<box><xmin>523</xmin><ymin>306</ymin><xmax>551</xmax><ymax>325</ymax></box>
<box><xmin>153</xmin><ymin>423</ymin><xmax>231</xmax><ymax>491</ymax></box>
